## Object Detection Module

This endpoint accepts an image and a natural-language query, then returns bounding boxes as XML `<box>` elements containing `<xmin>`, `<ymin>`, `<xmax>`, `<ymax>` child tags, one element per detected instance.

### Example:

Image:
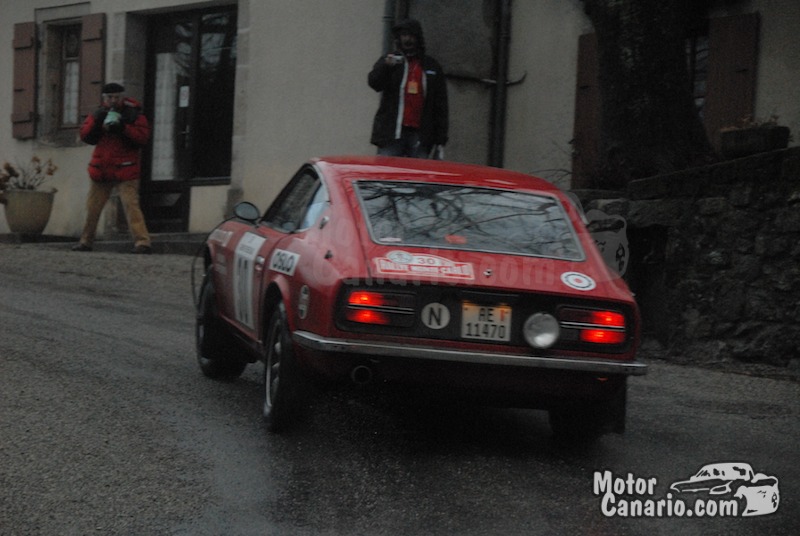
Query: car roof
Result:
<box><xmin>312</xmin><ymin>156</ymin><xmax>565</xmax><ymax>196</ymax></box>
<box><xmin>693</xmin><ymin>463</ymin><xmax>754</xmax><ymax>477</ymax></box>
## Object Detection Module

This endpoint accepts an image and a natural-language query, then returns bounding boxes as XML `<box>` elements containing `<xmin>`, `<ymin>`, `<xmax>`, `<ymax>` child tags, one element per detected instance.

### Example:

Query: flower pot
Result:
<box><xmin>720</xmin><ymin>126</ymin><xmax>791</xmax><ymax>159</ymax></box>
<box><xmin>3</xmin><ymin>189</ymin><xmax>56</xmax><ymax>235</ymax></box>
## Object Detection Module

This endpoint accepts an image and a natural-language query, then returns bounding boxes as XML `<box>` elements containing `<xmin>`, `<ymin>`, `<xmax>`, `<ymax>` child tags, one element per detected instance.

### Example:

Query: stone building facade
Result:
<box><xmin>579</xmin><ymin>147</ymin><xmax>800</xmax><ymax>367</ymax></box>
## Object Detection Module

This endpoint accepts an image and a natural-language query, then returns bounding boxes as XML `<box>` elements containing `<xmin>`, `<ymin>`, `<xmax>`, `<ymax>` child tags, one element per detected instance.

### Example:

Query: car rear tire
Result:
<box><xmin>262</xmin><ymin>301</ymin><xmax>305</xmax><ymax>433</ymax></box>
<box><xmin>549</xmin><ymin>380</ymin><xmax>627</xmax><ymax>443</ymax></box>
<box><xmin>196</xmin><ymin>273</ymin><xmax>246</xmax><ymax>379</ymax></box>
<box><xmin>548</xmin><ymin>406</ymin><xmax>605</xmax><ymax>443</ymax></box>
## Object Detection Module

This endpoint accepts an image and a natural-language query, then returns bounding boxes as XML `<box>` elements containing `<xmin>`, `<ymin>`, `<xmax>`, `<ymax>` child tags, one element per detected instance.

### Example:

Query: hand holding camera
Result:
<box><xmin>103</xmin><ymin>110</ymin><xmax>123</xmax><ymax>133</ymax></box>
<box><xmin>103</xmin><ymin>110</ymin><xmax>121</xmax><ymax>127</ymax></box>
<box><xmin>385</xmin><ymin>53</ymin><xmax>404</xmax><ymax>66</ymax></box>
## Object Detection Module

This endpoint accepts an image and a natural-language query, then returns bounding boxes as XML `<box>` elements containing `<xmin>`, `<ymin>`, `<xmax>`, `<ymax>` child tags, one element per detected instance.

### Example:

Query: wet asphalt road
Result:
<box><xmin>1</xmin><ymin>243</ymin><xmax>798</xmax><ymax>535</ymax></box>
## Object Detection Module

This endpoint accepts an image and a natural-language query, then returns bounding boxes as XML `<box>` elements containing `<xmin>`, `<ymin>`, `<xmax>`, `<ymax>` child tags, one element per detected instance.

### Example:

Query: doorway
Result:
<box><xmin>142</xmin><ymin>6</ymin><xmax>237</xmax><ymax>232</ymax></box>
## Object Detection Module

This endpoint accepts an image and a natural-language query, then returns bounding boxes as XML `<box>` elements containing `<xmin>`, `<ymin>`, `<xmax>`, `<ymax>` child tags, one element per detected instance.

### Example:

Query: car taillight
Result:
<box><xmin>559</xmin><ymin>307</ymin><xmax>627</xmax><ymax>345</ymax></box>
<box><xmin>580</xmin><ymin>329</ymin><xmax>626</xmax><ymax>345</ymax></box>
<box><xmin>560</xmin><ymin>308</ymin><xmax>625</xmax><ymax>327</ymax></box>
<box><xmin>348</xmin><ymin>291</ymin><xmax>402</xmax><ymax>308</ymax></box>
<box><xmin>343</xmin><ymin>288</ymin><xmax>415</xmax><ymax>327</ymax></box>
<box><xmin>346</xmin><ymin>308</ymin><xmax>391</xmax><ymax>325</ymax></box>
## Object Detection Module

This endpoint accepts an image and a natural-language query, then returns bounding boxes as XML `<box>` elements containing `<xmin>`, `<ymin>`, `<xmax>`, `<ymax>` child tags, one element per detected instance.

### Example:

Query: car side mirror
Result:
<box><xmin>233</xmin><ymin>202</ymin><xmax>261</xmax><ymax>222</ymax></box>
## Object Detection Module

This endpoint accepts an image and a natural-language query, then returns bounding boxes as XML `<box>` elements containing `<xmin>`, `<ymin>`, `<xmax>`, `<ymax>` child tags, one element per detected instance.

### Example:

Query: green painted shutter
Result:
<box><xmin>79</xmin><ymin>13</ymin><xmax>106</xmax><ymax>121</ymax></box>
<box><xmin>704</xmin><ymin>13</ymin><xmax>760</xmax><ymax>148</ymax></box>
<box><xmin>12</xmin><ymin>22</ymin><xmax>37</xmax><ymax>139</ymax></box>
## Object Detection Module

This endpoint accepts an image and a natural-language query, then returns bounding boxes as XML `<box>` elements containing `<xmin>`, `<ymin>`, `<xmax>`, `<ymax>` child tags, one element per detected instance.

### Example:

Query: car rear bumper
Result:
<box><xmin>292</xmin><ymin>330</ymin><xmax>647</xmax><ymax>376</ymax></box>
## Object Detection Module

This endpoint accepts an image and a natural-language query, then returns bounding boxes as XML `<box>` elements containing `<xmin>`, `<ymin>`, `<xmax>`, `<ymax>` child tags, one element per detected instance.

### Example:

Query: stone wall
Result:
<box><xmin>576</xmin><ymin>147</ymin><xmax>800</xmax><ymax>367</ymax></box>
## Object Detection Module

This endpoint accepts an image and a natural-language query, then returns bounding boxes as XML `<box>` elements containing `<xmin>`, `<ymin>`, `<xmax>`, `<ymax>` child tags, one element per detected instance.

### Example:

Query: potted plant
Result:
<box><xmin>719</xmin><ymin>115</ymin><xmax>792</xmax><ymax>159</ymax></box>
<box><xmin>0</xmin><ymin>156</ymin><xmax>58</xmax><ymax>235</ymax></box>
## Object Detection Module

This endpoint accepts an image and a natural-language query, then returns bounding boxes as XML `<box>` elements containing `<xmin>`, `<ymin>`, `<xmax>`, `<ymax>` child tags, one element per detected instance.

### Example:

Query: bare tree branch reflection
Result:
<box><xmin>357</xmin><ymin>182</ymin><xmax>582</xmax><ymax>260</ymax></box>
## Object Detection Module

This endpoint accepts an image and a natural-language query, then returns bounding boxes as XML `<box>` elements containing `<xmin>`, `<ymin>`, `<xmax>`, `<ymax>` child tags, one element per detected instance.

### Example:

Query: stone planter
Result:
<box><xmin>3</xmin><ymin>189</ymin><xmax>56</xmax><ymax>235</ymax></box>
<box><xmin>720</xmin><ymin>125</ymin><xmax>791</xmax><ymax>159</ymax></box>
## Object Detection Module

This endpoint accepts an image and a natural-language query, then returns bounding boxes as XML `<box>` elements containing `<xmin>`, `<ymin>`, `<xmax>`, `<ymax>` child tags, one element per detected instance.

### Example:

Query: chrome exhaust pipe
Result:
<box><xmin>350</xmin><ymin>365</ymin><xmax>373</xmax><ymax>386</ymax></box>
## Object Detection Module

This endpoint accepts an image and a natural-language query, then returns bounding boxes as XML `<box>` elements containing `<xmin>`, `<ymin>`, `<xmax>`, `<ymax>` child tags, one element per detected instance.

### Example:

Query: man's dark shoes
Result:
<box><xmin>72</xmin><ymin>243</ymin><xmax>93</xmax><ymax>252</ymax></box>
<box><xmin>132</xmin><ymin>245</ymin><xmax>152</xmax><ymax>254</ymax></box>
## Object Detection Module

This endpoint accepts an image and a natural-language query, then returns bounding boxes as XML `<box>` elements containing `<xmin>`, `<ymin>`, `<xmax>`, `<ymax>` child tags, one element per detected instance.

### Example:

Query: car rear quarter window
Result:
<box><xmin>355</xmin><ymin>181</ymin><xmax>584</xmax><ymax>260</ymax></box>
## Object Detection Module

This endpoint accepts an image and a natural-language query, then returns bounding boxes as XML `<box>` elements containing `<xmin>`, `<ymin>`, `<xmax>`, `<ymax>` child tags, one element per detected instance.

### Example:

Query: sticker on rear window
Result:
<box><xmin>374</xmin><ymin>251</ymin><xmax>474</xmax><ymax>280</ymax></box>
<box><xmin>561</xmin><ymin>271</ymin><xmax>596</xmax><ymax>291</ymax></box>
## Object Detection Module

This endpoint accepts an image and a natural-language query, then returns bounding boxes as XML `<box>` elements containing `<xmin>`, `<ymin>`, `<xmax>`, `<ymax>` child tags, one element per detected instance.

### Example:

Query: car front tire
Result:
<box><xmin>262</xmin><ymin>301</ymin><xmax>305</xmax><ymax>433</ymax></box>
<box><xmin>196</xmin><ymin>273</ymin><xmax>246</xmax><ymax>379</ymax></box>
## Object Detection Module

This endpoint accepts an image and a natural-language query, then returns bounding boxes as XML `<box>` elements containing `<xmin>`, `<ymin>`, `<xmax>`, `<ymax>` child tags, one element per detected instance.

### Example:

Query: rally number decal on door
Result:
<box><xmin>269</xmin><ymin>249</ymin><xmax>300</xmax><ymax>276</ymax></box>
<box><xmin>233</xmin><ymin>233</ymin><xmax>267</xmax><ymax>329</ymax></box>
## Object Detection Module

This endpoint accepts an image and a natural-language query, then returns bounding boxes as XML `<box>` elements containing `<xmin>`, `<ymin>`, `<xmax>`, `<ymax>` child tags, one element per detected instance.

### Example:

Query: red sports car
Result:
<box><xmin>194</xmin><ymin>156</ymin><xmax>646</xmax><ymax>438</ymax></box>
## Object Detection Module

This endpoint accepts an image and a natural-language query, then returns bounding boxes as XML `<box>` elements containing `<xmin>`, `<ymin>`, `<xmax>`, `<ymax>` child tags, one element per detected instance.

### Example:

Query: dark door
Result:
<box><xmin>142</xmin><ymin>7</ymin><xmax>237</xmax><ymax>232</ymax></box>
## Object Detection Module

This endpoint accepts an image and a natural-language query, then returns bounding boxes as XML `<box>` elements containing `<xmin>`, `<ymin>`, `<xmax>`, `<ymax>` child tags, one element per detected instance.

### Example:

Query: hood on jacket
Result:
<box><xmin>392</xmin><ymin>18</ymin><xmax>426</xmax><ymax>55</ymax></box>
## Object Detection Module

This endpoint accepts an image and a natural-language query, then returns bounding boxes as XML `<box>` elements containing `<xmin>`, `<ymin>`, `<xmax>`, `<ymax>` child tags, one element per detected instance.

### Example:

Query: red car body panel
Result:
<box><xmin>202</xmin><ymin>156</ymin><xmax>645</xmax><ymax>412</ymax></box>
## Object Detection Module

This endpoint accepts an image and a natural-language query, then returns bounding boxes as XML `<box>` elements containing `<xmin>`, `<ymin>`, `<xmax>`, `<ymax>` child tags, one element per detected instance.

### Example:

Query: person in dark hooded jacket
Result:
<box><xmin>73</xmin><ymin>83</ymin><xmax>152</xmax><ymax>254</ymax></box>
<box><xmin>368</xmin><ymin>19</ymin><xmax>448</xmax><ymax>158</ymax></box>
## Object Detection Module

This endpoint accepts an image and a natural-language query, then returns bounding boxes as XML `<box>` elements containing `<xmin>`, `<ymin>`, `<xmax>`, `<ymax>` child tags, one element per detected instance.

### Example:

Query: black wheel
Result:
<box><xmin>549</xmin><ymin>381</ymin><xmax>627</xmax><ymax>443</ymax></box>
<box><xmin>262</xmin><ymin>301</ymin><xmax>305</xmax><ymax>433</ymax></box>
<box><xmin>548</xmin><ymin>406</ymin><xmax>605</xmax><ymax>443</ymax></box>
<box><xmin>196</xmin><ymin>273</ymin><xmax>246</xmax><ymax>379</ymax></box>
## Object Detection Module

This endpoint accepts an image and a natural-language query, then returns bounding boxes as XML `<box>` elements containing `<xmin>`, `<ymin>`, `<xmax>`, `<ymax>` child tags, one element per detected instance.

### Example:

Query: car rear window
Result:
<box><xmin>355</xmin><ymin>181</ymin><xmax>584</xmax><ymax>260</ymax></box>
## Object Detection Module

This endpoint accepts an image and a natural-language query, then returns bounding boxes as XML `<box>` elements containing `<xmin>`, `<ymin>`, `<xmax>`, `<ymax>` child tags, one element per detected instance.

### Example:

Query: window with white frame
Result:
<box><xmin>39</xmin><ymin>20</ymin><xmax>84</xmax><ymax>141</ymax></box>
<box><xmin>59</xmin><ymin>24</ymin><xmax>81</xmax><ymax>126</ymax></box>
<box><xmin>12</xmin><ymin>12</ymin><xmax>105</xmax><ymax>143</ymax></box>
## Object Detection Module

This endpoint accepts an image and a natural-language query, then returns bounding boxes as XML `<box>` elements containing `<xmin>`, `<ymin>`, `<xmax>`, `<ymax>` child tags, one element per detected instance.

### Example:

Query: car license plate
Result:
<box><xmin>461</xmin><ymin>303</ymin><xmax>511</xmax><ymax>342</ymax></box>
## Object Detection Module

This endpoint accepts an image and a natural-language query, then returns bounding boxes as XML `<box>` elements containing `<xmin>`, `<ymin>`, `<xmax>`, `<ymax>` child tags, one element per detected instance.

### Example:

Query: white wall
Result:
<box><xmin>1</xmin><ymin>0</ymin><xmax>385</xmax><ymax>236</ymax></box>
<box><xmin>505</xmin><ymin>0</ymin><xmax>800</xmax><ymax>189</ymax></box>
<box><xmin>2</xmin><ymin>0</ymin><xmax>798</xmax><ymax>237</ymax></box>
<box><xmin>0</xmin><ymin>1</ymin><xmax>99</xmax><ymax>236</ymax></box>
<box><xmin>504</xmin><ymin>0</ymin><xmax>590</xmax><ymax>189</ymax></box>
<box><xmin>233</xmin><ymin>1</ymin><xmax>383</xmax><ymax>214</ymax></box>
<box><xmin>750</xmin><ymin>0</ymin><xmax>800</xmax><ymax>140</ymax></box>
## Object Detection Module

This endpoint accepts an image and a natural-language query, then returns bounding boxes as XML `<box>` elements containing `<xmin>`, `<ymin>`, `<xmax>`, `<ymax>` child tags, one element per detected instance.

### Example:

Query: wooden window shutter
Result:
<box><xmin>571</xmin><ymin>32</ymin><xmax>601</xmax><ymax>189</ymax></box>
<box><xmin>703</xmin><ymin>13</ymin><xmax>759</xmax><ymax>149</ymax></box>
<box><xmin>12</xmin><ymin>22</ymin><xmax>37</xmax><ymax>139</ymax></box>
<box><xmin>79</xmin><ymin>13</ymin><xmax>106</xmax><ymax>121</ymax></box>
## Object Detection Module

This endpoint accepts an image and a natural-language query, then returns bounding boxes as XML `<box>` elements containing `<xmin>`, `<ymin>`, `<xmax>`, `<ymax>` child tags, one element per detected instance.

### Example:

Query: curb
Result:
<box><xmin>0</xmin><ymin>232</ymin><xmax>207</xmax><ymax>256</ymax></box>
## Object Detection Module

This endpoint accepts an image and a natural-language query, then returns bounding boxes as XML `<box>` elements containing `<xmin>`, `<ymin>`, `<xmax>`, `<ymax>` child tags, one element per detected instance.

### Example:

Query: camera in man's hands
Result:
<box><xmin>103</xmin><ymin>111</ymin><xmax>122</xmax><ymax>126</ymax></box>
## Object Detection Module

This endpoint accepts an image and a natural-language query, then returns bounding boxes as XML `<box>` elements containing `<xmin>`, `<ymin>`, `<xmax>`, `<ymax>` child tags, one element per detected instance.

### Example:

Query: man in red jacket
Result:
<box><xmin>73</xmin><ymin>83</ymin><xmax>152</xmax><ymax>254</ymax></box>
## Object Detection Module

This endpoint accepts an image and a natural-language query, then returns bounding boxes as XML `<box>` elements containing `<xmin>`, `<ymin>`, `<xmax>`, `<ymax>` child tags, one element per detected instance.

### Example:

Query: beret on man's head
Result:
<box><xmin>102</xmin><ymin>82</ymin><xmax>125</xmax><ymax>94</ymax></box>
